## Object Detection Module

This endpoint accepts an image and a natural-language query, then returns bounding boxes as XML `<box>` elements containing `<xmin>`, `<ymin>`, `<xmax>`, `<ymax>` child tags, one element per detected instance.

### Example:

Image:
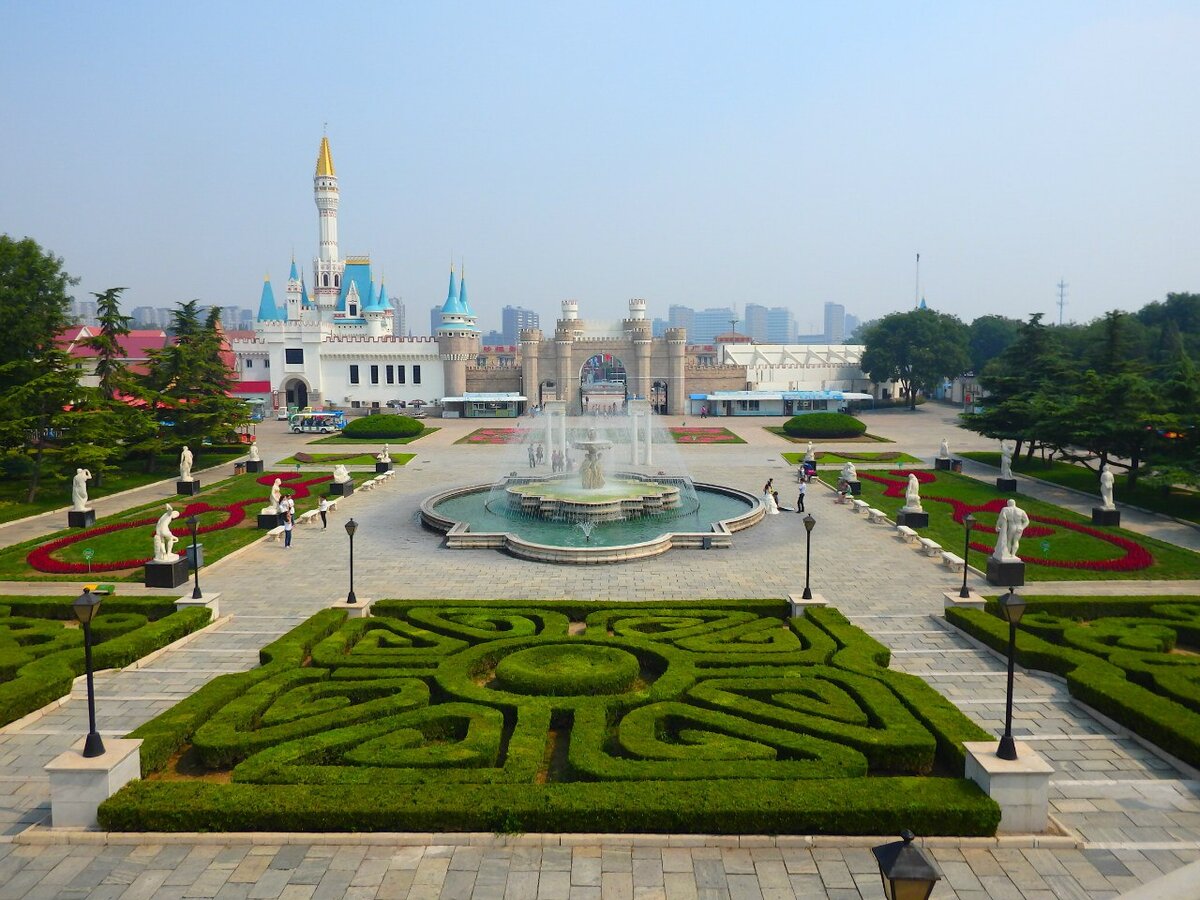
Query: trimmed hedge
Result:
<box><xmin>947</xmin><ymin>603</ymin><xmax>1200</xmax><ymax>768</ymax></box>
<box><xmin>0</xmin><ymin>605</ymin><xmax>212</xmax><ymax>728</ymax></box>
<box><xmin>340</xmin><ymin>415</ymin><xmax>424</xmax><ymax>440</ymax></box>
<box><xmin>104</xmin><ymin>600</ymin><xmax>1000</xmax><ymax>835</ymax></box>
<box><xmin>781</xmin><ymin>412</ymin><xmax>866</xmax><ymax>439</ymax></box>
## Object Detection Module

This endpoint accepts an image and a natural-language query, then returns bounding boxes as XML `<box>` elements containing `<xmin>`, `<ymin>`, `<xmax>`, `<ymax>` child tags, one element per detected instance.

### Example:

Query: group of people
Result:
<box><xmin>527</xmin><ymin>443</ymin><xmax>575</xmax><ymax>473</ymax></box>
<box><xmin>761</xmin><ymin>478</ymin><xmax>806</xmax><ymax>515</ymax></box>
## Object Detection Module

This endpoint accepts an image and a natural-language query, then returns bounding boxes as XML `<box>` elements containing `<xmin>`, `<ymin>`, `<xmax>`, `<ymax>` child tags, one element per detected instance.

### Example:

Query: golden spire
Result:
<box><xmin>315</xmin><ymin>136</ymin><xmax>336</xmax><ymax>177</ymax></box>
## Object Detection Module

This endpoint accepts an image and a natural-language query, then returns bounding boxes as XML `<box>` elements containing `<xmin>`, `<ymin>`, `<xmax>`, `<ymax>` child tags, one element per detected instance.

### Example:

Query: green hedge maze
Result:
<box><xmin>0</xmin><ymin>596</ymin><xmax>212</xmax><ymax>728</ymax></box>
<box><xmin>948</xmin><ymin>598</ymin><xmax>1200</xmax><ymax>770</ymax></box>
<box><xmin>103</xmin><ymin>600</ymin><xmax>1000</xmax><ymax>835</ymax></box>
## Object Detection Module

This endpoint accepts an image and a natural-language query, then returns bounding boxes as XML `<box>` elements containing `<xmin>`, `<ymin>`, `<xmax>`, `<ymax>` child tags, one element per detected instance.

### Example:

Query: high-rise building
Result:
<box><xmin>391</xmin><ymin>298</ymin><xmax>407</xmax><ymax>336</ymax></box>
<box><xmin>668</xmin><ymin>305</ymin><xmax>694</xmax><ymax>335</ymax></box>
<box><xmin>823</xmin><ymin>302</ymin><xmax>846</xmax><ymax>344</ymax></box>
<box><xmin>430</xmin><ymin>305</ymin><xmax>443</xmax><ymax>336</ymax></box>
<box><xmin>743</xmin><ymin>303</ymin><xmax>768</xmax><ymax>342</ymax></box>
<box><xmin>481</xmin><ymin>330</ymin><xmax>505</xmax><ymax>346</ymax></box>
<box><xmin>691</xmin><ymin>307</ymin><xmax>736</xmax><ymax>344</ymax></box>
<box><xmin>766</xmin><ymin>307</ymin><xmax>796</xmax><ymax>344</ymax></box>
<box><xmin>651</xmin><ymin>317</ymin><xmax>668</xmax><ymax>338</ymax></box>
<box><xmin>844</xmin><ymin>314</ymin><xmax>860</xmax><ymax>341</ymax></box>
<box><xmin>70</xmin><ymin>299</ymin><xmax>99</xmax><ymax>326</ymax></box>
<box><xmin>501</xmin><ymin>306</ymin><xmax>539</xmax><ymax>344</ymax></box>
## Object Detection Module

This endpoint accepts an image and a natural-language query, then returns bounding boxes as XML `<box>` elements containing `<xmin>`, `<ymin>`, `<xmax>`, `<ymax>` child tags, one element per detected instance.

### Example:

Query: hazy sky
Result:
<box><xmin>5</xmin><ymin>1</ymin><xmax>1199</xmax><ymax>334</ymax></box>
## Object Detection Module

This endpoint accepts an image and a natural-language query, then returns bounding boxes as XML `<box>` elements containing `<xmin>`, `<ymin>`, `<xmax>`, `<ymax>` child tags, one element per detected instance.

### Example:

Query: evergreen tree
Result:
<box><xmin>859</xmin><ymin>308</ymin><xmax>970</xmax><ymax>411</ymax></box>
<box><xmin>78</xmin><ymin>287</ymin><xmax>132</xmax><ymax>400</ymax></box>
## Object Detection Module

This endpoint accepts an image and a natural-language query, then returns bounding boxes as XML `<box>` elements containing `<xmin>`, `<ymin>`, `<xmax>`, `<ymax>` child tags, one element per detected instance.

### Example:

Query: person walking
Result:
<box><xmin>318</xmin><ymin>496</ymin><xmax>329</xmax><ymax>529</ymax></box>
<box><xmin>283</xmin><ymin>511</ymin><xmax>294</xmax><ymax>549</ymax></box>
<box><xmin>528</xmin><ymin>445</ymin><xmax>537</xmax><ymax>469</ymax></box>
<box><xmin>536</xmin><ymin>444</ymin><xmax>545</xmax><ymax>466</ymax></box>
<box><xmin>796</xmin><ymin>479</ymin><xmax>806</xmax><ymax>513</ymax></box>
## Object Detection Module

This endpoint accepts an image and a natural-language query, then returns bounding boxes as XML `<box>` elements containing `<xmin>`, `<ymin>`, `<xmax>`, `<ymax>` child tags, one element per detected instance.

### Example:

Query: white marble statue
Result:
<box><xmin>762</xmin><ymin>490</ymin><xmax>779</xmax><ymax>514</ymax></box>
<box><xmin>267</xmin><ymin>478</ymin><xmax>283</xmax><ymax>513</ymax></box>
<box><xmin>999</xmin><ymin>440</ymin><xmax>1015</xmax><ymax>480</ymax></box>
<box><xmin>71</xmin><ymin>468</ymin><xmax>92</xmax><ymax>512</ymax></box>
<box><xmin>378</xmin><ymin>443</ymin><xmax>391</xmax><ymax>464</ymax></box>
<box><xmin>803</xmin><ymin>441</ymin><xmax>815</xmax><ymax>463</ymax></box>
<box><xmin>992</xmin><ymin>499</ymin><xmax>1030</xmax><ymax>562</ymax></box>
<box><xmin>152</xmin><ymin>504</ymin><xmax>181</xmax><ymax>563</ymax></box>
<box><xmin>333</xmin><ymin>464</ymin><xmax>351</xmax><ymax>484</ymax></box>
<box><xmin>1100</xmin><ymin>465</ymin><xmax>1116</xmax><ymax>510</ymax></box>
<box><xmin>179</xmin><ymin>445</ymin><xmax>194</xmax><ymax>482</ymax></box>
<box><xmin>902</xmin><ymin>473</ymin><xmax>923</xmax><ymax>512</ymax></box>
<box><xmin>247</xmin><ymin>442</ymin><xmax>261</xmax><ymax>462</ymax></box>
<box><xmin>938</xmin><ymin>438</ymin><xmax>950</xmax><ymax>459</ymax></box>
<box><xmin>839</xmin><ymin>461</ymin><xmax>857</xmax><ymax>484</ymax></box>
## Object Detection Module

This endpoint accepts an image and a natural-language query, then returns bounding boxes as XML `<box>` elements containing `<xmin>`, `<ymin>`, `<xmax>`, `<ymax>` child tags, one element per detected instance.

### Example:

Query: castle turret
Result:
<box><xmin>436</xmin><ymin>267</ymin><xmax>480</xmax><ymax>398</ymax></box>
<box><xmin>520</xmin><ymin>326</ymin><xmax>543</xmax><ymax>406</ymax></box>
<box><xmin>313</xmin><ymin>136</ymin><xmax>342</xmax><ymax>316</ymax></box>
<box><xmin>256</xmin><ymin>276</ymin><xmax>282</xmax><ymax>322</ymax></box>
<box><xmin>285</xmin><ymin>258</ymin><xmax>302</xmax><ymax>321</ymax></box>
<box><xmin>666</xmin><ymin>326</ymin><xmax>687</xmax><ymax>415</ymax></box>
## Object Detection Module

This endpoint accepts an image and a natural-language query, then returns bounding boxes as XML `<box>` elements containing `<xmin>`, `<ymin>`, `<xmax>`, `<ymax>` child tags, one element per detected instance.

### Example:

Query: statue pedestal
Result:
<box><xmin>245</xmin><ymin>460</ymin><xmax>264</xmax><ymax>473</ymax></box>
<box><xmin>375</xmin><ymin>461</ymin><xmax>392</xmax><ymax>474</ymax></box>
<box><xmin>1091</xmin><ymin>507</ymin><xmax>1121</xmax><ymax>526</ymax></box>
<box><xmin>996</xmin><ymin>478</ymin><xmax>1018</xmax><ymax>492</ymax></box>
<box><xmin>896</xmin><ymin>510</ymin><xmax>928</xmax><ymax>528</ymax></box>
<box><xmin>176</xmin><ymin>480</ymin><xmax>200</xmax><ymax>496</ymax></box>
<box><xmin>846</xmin><ymin>481</ymin><xmax>861</xmax><ymax>496</ymax></box>
<box><xmin>963</xmin><ymin>741</ymin><xmax>1054</xmax><ymax>833</ymax></box>
<box><xmin>145</xmin><ymin>558</ymin><xmax>189</xmax><ymax>589</ymax></box>
<box><xmin>257</xmin><ymin>512</ymin><xmax>281</xmax><ymax>529</ymax></box>
<box><xmin>330</xmin><ymin>481</ymin><xmax>354</xmax><ymax>496</ymax></box>
<box><xmin>45</xmin><ymin>738</ymin><xmax>142</xmax><ymax>828</ymax></box>
<box><xmin>986</xmin><ymin>557</ymin><xmax>1026</xmax><ymax>588</ymax></box>
<box><xmin>935</xmin><ymin>457</ymin><xmax>953</xmax><ymax>471</ymax></box>
<box><xmin>68</xmin><ymin>509</ymin><xmax>96</xmax><ymax>529</ymax></box>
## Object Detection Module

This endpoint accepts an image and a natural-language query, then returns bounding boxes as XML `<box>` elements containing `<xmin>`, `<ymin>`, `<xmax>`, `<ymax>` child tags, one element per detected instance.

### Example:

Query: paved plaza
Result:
<box><xmin>1</xmin><ymin>405</ymin><xmax>1198</xmax><ymax>899</ymax></box>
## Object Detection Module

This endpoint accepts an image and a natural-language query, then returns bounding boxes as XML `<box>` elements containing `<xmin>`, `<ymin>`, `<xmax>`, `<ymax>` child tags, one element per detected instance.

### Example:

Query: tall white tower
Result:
<box><xmin>313</xmin><ymin>136</ymin><xmax>342</xmax><ymax>316</ymax></box>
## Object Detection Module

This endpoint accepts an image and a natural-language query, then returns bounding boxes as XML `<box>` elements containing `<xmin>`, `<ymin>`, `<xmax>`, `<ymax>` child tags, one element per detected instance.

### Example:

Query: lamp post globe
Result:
<box><xmin>872</xmin><ymin>830</ymin><xmax>941</xmax><ymax>900</ymax></box>
<box><xmin>958</xmin><ymin>513</ymin><xmax>975</xmax><ymax>599</ymax></box>
<box><xmin>72</xmin><ymin>588</ymin><xmax>106</xmax><ymax>758</ymax></box>
<box><xmin>997</xmin><ymin>589</ymin><xmax>1027</xmax><ymax>760</ymax></box>
<box><xmin>344</xmin><ymin>518</ymin><xmax>358</xmax><ymax>604</ymax></box>
<box><xmin>801</xmin><ymin>514</ymin><xmax>816</xmax><ymax>600</ymax></box>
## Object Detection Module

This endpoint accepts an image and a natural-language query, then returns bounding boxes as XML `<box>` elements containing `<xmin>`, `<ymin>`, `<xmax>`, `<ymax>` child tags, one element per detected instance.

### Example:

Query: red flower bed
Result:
<box><xmin>861</xmin><ymin>471</ymin><xmax>1153</xmax><ymax>572</ymax></box>
<box><xmin>460</xmin><ymin>428</ymin><xmax>521</xmax><ymax>445</ymax></box>
<box><xmin>670</xmin><ymin>428</ymin><xmax>742</xmax><ymax>444</ymax></box>
<box><xmin>27</xmin><ymin>472</ymin><xmax>335</xmax><ymax>574</ymax></box>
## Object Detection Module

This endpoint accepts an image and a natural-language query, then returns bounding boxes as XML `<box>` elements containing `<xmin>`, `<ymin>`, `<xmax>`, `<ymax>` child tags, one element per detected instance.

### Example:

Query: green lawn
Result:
<box><xmin>765</xmin><ymin>427</ymin><xmax>892</xmax><ymax>444</ymax></box>
<box><xmin>276</xmin><ymin>452</ymin><xmax>415</xmax><ymax>467</ymax></box>
<box><xmin>0</xmin><ymin>447</ymin><xmax>248</xmax><ymax>526</ymax></box>
<box><xmin>962</xmin><ymin>451</ymin><xmax>1200</xmax><ymax>525</ymax></box>
<box><xmin>310</xmin><ymin>427</ymin><xmax>438</xmax><ymax>445</ymax></box>
<box><xmin>782</xmin><ymin>451</ymin><xmax>922</xmax><ymax>466</ymax></box>
<box><xmin>0</xmin><ymin>470</ymin><xmax>354</xmax><ymax>582</ymax></box>
<box><xmin>853</xmin><ymin>469</ymin><xmax>1200</xmax><ymax>581</ymax></box>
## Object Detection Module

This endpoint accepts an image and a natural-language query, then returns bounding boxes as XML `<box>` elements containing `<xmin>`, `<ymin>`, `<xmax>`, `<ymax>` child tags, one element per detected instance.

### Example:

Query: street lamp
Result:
<box><xmin>344</xmin><ymin>518</ymin><xmax>358</xmax><ymax>604</ymax></box>
<box><xmin>72</xmin><ymin>588</ymin><xmax>105</xmax><ymax>758</ymax></box>
<box><xmin>872</xmin><ymin>830</ymin><xmax>941</xmax><ymax>900</ymax></box>
<box><xmin>958</xmin><ymin>513</ymin><xmax>976</xmax><ymax>598</ymax></box>
<box><xmin>997</xmin><ymin>589</ymin><xmax>1027</xmax><ymax>760</ymax></box>
<box><xmin>801</xmin><ymin>514</ymin><xmax>816</xmax><ymax>600</ymax></box>
<box><xmin>187</xmin><ymin>514</ymin><xmax>202</xmax><ymax>600</ymax></box>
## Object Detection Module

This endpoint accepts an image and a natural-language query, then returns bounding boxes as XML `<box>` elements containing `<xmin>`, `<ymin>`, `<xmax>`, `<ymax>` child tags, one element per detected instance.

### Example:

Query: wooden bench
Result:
<box><xmin>942</xmin><ymin>552</ymin><xmax>965</xmax><ymax>572</ymax></box>
<box><xmin>866</xmin><ymin>508</ymin><xmax>888</xmax><ymax>524</ymax></box>
<box><xmin>265</xmin><ymin>525</ymin><xmax>286</xmax><ymax>542</ymax></box>
<box><xmin>895</xmin><ymin>525</ymin><xmax>918</xmax><ymax>543</ymax></box>
<box><xmin>851</xmin><ymin>499</ymin><xmax>869</xmax><ymax>513</ymax></box>
<box><xmin>917</xmin><ymin>537</ymin><xmax>943</xmax><ymax>557</ymax></box>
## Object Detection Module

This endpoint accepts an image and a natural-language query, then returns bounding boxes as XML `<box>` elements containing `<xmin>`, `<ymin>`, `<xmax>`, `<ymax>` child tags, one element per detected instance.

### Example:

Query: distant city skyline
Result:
<box><xmin>8</xmin><ymin>3</ymin><xmax>1200</xmax><ymax>331</ymax></box>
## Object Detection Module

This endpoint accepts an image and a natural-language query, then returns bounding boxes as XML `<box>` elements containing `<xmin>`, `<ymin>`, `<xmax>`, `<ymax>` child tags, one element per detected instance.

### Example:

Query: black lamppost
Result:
<box><xmin>344</xmin><ymin>518</ymin><xmax>358</xmax><ymax>604</ymax></box>
<box><xmin>997</xmin><ymin>589</ymin><xmax>1027</xmax><ymax>760</ymax></box>
<box><xmin>958</xmin><ymin>513</ymin><xmax>976</xmax><ymax>598</ymax></box>
<box><xmin>187</xmin><ymin>514</ymin><xmax>202</xmax><ymax>600</ymax></box>
<box><xmin>872</xmin><ymin>830</ymin><xmax>941</xmax><ymax>900</ymax></box>
<box><xmin>801</xmin><ymin>514</ymin><xmax>816</xmax><ymax>600</ymax></box>
<box><xmin>72</xmin><ymin>588</ymin><xmax>105</xmax><ymax>758</ymax></box>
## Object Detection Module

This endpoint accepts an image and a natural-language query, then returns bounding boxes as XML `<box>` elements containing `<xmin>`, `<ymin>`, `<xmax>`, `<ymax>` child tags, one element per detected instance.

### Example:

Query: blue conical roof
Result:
<box><xmin>257</xmin><ymin>278</ymin><xmax>282</xmax><ymax>321</ymax></box>
<box><xmin>288</xmin><ymin>258</ymin><xmax>299</xmax><ymax>281</ymax></box>
<box><xmin>300</xmin><ymin>278</ymin><xmax>311</xmax><ymax>307</ymax></box>
<box><xmin>377</xmin><ymin>279</ymin><xmax>391</xmax><ymax>310</ymax></box>
<box><xmin>441</xmin><ymin>269</ymin><xmax>462</xmax><ymax>314</ymax></box>
<box><xmin>458</xmin><ymin>274</ymin><xmax>472</xmax><ymax>316</ymax></box>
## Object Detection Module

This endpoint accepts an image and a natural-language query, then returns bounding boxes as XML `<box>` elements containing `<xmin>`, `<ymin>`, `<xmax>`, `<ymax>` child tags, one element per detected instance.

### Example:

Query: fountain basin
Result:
<box><xmin>421</xmin><ymin>482</ymin><xmax>763</xmax><ymax>564</ymax></box>
<box><xmin>505</xmin><ymin>474</ymin><xmax>681</xmax><ymax>523</ymax></box>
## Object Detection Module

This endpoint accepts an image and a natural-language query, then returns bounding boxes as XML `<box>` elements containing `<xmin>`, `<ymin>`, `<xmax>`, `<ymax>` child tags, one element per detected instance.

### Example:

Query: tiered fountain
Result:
<box><xmin>421</xmin><ymin>402</ymin><xmax>762</xmax><ymax>563</ymax></box>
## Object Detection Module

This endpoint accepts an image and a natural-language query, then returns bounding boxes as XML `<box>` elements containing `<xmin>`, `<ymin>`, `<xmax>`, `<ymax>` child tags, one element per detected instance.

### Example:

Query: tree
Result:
<box><xmin>966</xmin><ymin>315</ymin><xmax>1021</xmax><ymax>374</ymax></box>
<box><xmin>859</xmin><ymin>309</ymin><xmax>970</xmax><ymax>410</ymax></box>
<box><xmin>0</xmin><ymin>235</ymin><xmax>78</xmax><ymax>372</ymax></box>
<box><xmin>78</xmin><ymin>287</ymin><xmax>132</xmax><ymax>400</ymax></box>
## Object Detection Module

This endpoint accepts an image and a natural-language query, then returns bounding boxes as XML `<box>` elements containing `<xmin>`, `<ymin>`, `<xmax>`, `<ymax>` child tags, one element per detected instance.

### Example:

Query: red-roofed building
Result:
<box><xmin>59</xmin><ymin>327</ymin><xmax>169</xmax><ymax>384</ymax></box>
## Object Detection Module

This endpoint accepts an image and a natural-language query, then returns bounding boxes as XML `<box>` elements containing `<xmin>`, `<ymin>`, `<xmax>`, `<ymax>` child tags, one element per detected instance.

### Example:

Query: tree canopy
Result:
<box><xmin>859</xmin><ymin>309</ymin><xmax>970</xmax><ymax>410</ymax></box>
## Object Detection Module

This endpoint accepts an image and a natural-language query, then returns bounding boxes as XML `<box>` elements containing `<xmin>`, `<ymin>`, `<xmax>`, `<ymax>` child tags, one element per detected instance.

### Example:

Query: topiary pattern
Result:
<box><xmin>101</xmin><ymin>600</ymin><xmax>1001</xmax><ymax>835</ymax></box>
<box><xmin>341</xmin><ymin>415</ymin><xmax>424</xmax><ymax>440</ymax></box>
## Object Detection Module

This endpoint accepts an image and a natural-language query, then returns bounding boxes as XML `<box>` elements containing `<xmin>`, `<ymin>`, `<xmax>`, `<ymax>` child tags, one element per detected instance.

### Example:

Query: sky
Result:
<box><xmin>4</xmin><ymin>1</ymin><xmax>1199</xmax><ymax>335</ymax></box>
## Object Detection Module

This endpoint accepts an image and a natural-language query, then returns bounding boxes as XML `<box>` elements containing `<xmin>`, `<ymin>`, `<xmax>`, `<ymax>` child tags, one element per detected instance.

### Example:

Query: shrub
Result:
<box><xmin>341</xmin><ymin>415</ymin><xmax>424</xmax><ymax>440</ymax></box>
<box><xmin>782</xmin><ymin>412</ymin><xmax>866</xmax><ymax>439</ymax></box>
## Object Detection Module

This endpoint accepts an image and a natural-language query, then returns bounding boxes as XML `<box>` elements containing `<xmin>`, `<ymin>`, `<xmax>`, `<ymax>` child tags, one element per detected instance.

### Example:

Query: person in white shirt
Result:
<box><xmin>318</xmin><ymin>497</ymin><xmax>329</xmax><ymax>529</ymax></box>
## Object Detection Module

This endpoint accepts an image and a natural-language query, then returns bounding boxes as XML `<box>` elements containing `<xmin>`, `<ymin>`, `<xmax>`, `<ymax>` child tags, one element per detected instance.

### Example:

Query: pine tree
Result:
<box><xmin>78</xmin><ymin>287</ymin><xmax>132</xmax><ymax>400</ymax></box>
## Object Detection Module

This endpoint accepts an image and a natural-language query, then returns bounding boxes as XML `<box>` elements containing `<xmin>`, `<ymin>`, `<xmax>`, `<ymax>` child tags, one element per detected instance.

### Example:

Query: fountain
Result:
<box><xmin>422</xmin><ymin>401</ymin><xmax>763</xmax><ymax>563</ymax></box>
